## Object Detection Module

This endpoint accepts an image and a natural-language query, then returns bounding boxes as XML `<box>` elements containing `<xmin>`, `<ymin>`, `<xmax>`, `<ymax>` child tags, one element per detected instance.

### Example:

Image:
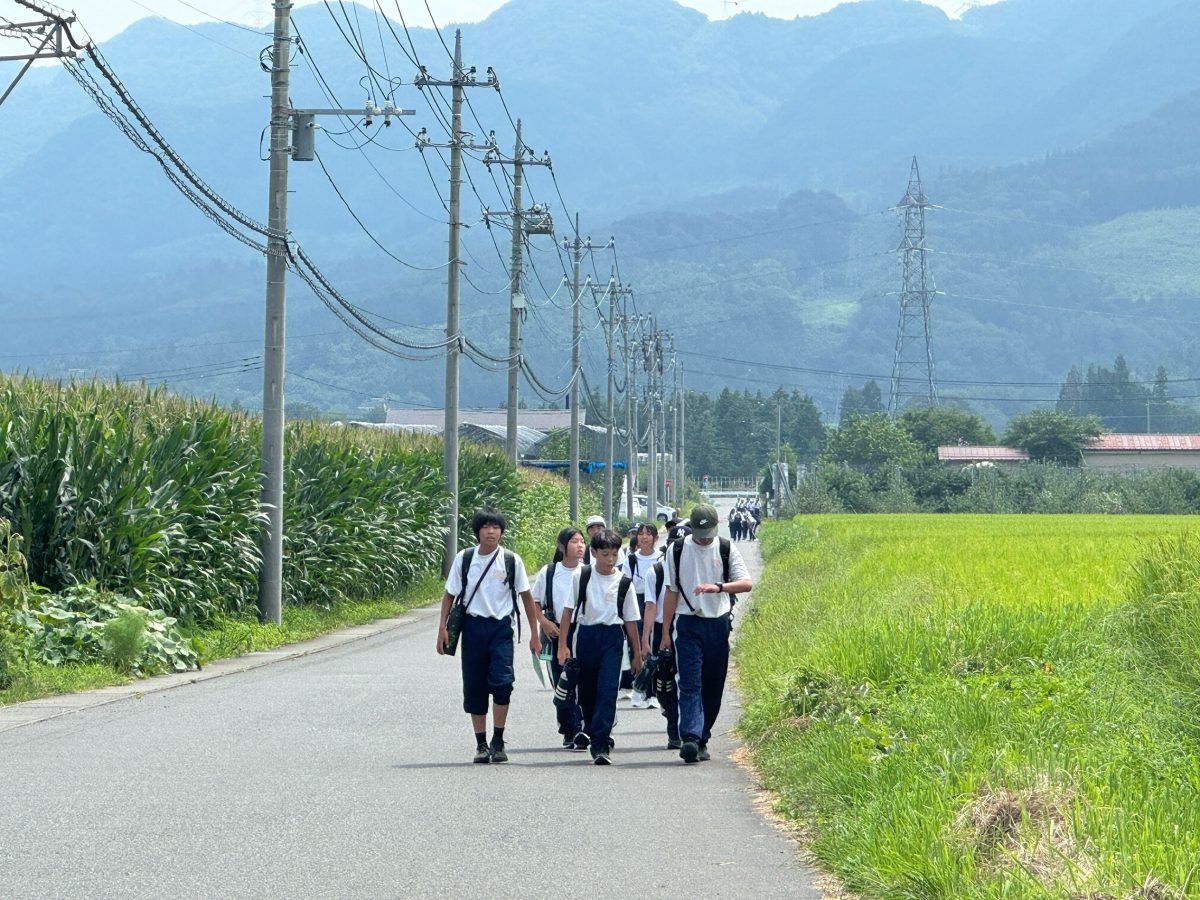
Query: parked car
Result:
<box><xmin>633</xmin><ymin>494</ymin><xmax>675</xmax><ymax>522</ymax></box>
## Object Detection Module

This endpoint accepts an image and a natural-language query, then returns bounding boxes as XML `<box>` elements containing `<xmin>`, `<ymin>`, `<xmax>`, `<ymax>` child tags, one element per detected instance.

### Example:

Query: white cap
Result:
<box><xmin>585</xmin><ymin>515</ymin><xmax>606</xmax><ymax>528</ymax></box>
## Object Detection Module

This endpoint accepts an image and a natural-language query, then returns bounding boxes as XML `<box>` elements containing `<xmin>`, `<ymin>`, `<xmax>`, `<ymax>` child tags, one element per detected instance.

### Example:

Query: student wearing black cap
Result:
<box><xmin>659</xmin><ymin>503</ymin><xmax>752</xmax><ymax>764</ymax></box>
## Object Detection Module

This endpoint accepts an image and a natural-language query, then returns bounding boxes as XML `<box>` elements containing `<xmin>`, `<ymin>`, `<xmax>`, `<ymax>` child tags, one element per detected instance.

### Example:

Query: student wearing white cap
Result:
<box><xmin>659</xmin><ymin>503</ymin><xmax>753</xmax><ymax>764</ymax></box>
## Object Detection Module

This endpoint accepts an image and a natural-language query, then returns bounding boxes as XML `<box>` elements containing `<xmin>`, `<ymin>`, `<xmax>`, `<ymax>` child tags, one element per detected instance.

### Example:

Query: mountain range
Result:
<box><xmin>1</xmin><ymin>0</ymin><xmax>1198</xmax><ymax>425</ymax></box>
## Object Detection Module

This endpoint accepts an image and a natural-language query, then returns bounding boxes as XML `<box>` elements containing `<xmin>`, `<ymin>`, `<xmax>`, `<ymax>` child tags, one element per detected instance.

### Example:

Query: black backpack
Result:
<box><xmin>670</xmin><ymin>536</ymin><xmax>732</xmax><ymax>613</ymax></box>
<box><xmin>575</xmin><ymin>564</ymin><xmax>634</xmax><ymax>619</ymax></box>
<box><xmin>459</xmin><ymin>546</ymin><xmax>520</xmax><ymax>633</ymax></box>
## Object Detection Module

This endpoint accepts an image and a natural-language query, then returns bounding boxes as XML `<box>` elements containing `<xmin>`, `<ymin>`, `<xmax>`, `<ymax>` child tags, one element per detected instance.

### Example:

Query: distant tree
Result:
<box><xmin>1057</xmin><ymin>366</ymin><xmax>1085</xmax><ymax>416</ymax></box>
<box><xmin>1002</xmin><ymin>409</ymin><xmax>1103</xmax><ymax>465</ymax></box>
<box><xmin>839</xmin><ymin>380</ymin><xmax>884</xmax><ymax>422</ymax></box>
<box><xmin>820</xmin><ymin>412</ymin><xmax>922</xmax><ymax>478</ymax></box>
<box><xmin>898</xmin><ymin>406</ymin><xmax>996</xmax><ymax>452</ymax></box>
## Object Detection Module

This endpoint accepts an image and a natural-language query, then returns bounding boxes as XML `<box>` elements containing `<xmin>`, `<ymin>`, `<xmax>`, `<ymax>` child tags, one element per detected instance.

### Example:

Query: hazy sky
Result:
<box><xmin>47</xmin><ymin>0</ymin><xmax>1002</xmax><ymax>44</ymax></box>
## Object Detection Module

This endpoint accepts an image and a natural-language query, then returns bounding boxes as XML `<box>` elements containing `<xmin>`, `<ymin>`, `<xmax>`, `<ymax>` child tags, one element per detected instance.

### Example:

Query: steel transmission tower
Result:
<box><xmin>888</xmin><ymin>156</ymin><xmax>939</xmax><ymax>415</ymax></box>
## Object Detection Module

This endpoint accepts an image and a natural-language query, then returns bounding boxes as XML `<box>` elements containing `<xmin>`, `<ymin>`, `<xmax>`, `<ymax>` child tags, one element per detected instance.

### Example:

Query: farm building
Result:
<box><xmin>937</xmin><ymin>445</ymin><xmax>1030</xmax><ymax>465</ymax></box>
<box><xmin>1080</xmin><ymin>433</ymin><xmax>1200</xmax><ymax>472</ymax></box>
<box><xmin>938</xmin><ymin>434</ymin><xmax>1200</xmax><ymax>471</ymax></box>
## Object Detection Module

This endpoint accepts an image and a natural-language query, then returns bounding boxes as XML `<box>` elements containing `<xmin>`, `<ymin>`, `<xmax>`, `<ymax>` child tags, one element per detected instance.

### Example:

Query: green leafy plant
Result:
<box><xmin>100</xmin><ymin>606</ymin><xmax>148</xmax><ymax>673</ymax></box>
<box><xmin>12</xmin><ymin>584</ymin><xmax>198</xmax><ymax>674</ymax></box>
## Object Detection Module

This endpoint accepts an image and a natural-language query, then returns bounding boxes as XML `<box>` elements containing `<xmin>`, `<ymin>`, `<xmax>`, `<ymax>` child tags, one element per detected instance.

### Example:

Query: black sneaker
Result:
<box><xmin>679</xmin><ymin>740</ymin><xmax>699</xmax><ymax>764</ymax></box>
<box><xmin>473</xmin><ymin>745</ymin><xmax>491</xmax><ymax>764</ymax></box>
<box><xmin>489</xmin><ymin>742</ymin><xmax>508</xmax><ymax>763</ymax></box>
<box><xmin>667</xmin><ymin>738</ymin><xmax>682</xmax><ymax>750</ymax></box>
<box><xmin>562</xmin><ymin>736</ymin><xmax>574</xmax><ymax>749</ymax></box>
<box><xmin>592</xmin><ymin>751</ymin><xmax>611</xmax><ymax>766</ymax></box>
<box><xmin>571</xmin><ymin>732</ymin><xmax>590</xmax><ymax>752</ymax></box>
<box><xmin>697</xmin><ymin>744</ymin><xmax>711</xmax><ymax>762</ymax></box>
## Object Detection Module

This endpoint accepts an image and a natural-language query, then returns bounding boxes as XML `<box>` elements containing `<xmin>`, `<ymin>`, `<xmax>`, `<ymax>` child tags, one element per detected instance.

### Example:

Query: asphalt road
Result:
<box><xmin>0</xmin><ymin>500</ymin><xmax>824</xmax><ymax>899</ymax></box>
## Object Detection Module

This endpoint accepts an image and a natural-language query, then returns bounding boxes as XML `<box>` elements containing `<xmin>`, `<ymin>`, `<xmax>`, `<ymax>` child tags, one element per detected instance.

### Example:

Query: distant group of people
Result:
<box><xmin>728</xmin><ymin>497</ymin><xmax>760</xmax><ymax>541</ymax></box>
<box><xmin>436</xmin><ymin>503</ymin><xmax>752</xmax><ymax>766</ymax></box>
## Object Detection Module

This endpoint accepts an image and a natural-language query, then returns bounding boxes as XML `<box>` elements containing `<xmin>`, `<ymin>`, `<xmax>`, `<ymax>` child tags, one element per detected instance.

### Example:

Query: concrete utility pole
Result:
<box><xmin>257</xmin><ymin>0</ymin><xmax>292</xmax><ymax>626</ymax></box>
<box><xmin>591</xmin><ymin>278</ymin><xmax>634</xmax><ymax>523</ymax></box>
<box><xmin>677</xmin><ymin>363</ymin><xmax>686</xmax><ymax>501</ymax></box>
<box><xmin>562</xmin><ymin>217</ymin><xmax>589</xmax><ymax>522</ymax></box>
<box><xmin>604</xmin><ymin>278</ymin><xmax>617</xmax><ymax>523</ymax></box>
<box><xmin>483</xmin><ymin>121</ymin><xmax>551</xmax><ymax>466</ymax></box>
<box><xmin>414</xmin><ymin>31</ymin><xmax>498</xmax><ymax>574</ymax></box>
<box><xmin>622</xmin><ymin>307</ymin><xmax>637</xmax><ymax>520</ymax></box>
<box><xmin>255</xmin><ymin>9</ymin><xmax>413</xmax><ymax>623</ymax></box>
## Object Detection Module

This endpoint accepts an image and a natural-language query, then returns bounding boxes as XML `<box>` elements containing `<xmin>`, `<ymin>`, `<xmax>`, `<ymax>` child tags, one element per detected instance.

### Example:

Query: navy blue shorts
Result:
<box><xmin>460</xmin><ymin>614</ymin><xmax>515</xmax><ymax>715</ymax></box>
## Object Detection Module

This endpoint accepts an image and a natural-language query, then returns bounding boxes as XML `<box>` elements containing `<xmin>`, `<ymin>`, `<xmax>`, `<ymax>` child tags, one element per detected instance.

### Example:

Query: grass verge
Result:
<box><xmin>0</xmin><ymin>572</ymin><xmax>442</xmax><ymax>706</ymax></box>
<box><xmin>736</xmin><ymin>514</ymin><xmax>1200</xmax><ymax>899</ymax></box>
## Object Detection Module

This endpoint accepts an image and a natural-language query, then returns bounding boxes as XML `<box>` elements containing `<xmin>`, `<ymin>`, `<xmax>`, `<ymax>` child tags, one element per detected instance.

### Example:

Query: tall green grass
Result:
<box><xmin>737</xmin><ymin>514</ymin><xmax>1200</xmax><ymax>898</ymax></box>
<box><xmin>0</xmin><ymin>374</ymin><xmax>517</xmax><ymax>621</ymax></box>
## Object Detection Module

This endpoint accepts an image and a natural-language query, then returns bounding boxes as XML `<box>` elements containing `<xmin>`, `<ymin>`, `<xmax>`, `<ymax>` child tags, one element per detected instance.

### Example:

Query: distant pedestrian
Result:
<box><xmin>659</xmin><ymin>503</ymin><xmax>753</xmax><ymax>764</ymax></box>
<box><xmin>437</xmin><ymin>508</ymin><xmax>542</xmax><ymax>764</ymax></box>
<box><xmin>531</xmin><ymin>527</ymin><xmax>586</xmax><ymax>749</ymax></box>
<box><xmin>581</xmin><ymin>514</ymin><xmax>626</xmax><ymax>570</ymax></box>
<box><xmin>557</xmin><ymin>528</ymin><xmax>643</xmax><ymax>765</ymax></box>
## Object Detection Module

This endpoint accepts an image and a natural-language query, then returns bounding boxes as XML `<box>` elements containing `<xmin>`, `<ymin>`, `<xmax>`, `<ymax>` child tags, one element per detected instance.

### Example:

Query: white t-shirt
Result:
<box><xmin>444</xmin><ymin>546</ymin><xmax>530</xmax><ymax>620</ymax></box>
<box><xmin>531</xmin><ymin>560</ymin><xmax>581</xmax><ymax>622</ymax></box>
<box><xmin>623</xmin><ymin>549</ymin><xmax>662</xmax><ymax>596</ymax></box>
<box><xmin>664</xmin><ymin>536</ymin><xmax>749</xmax><ymax>618</ymax></box>
<box><xmin>642</xmin><ymin>559</ymin><xmax>668</xmax><ymax>624</ymax></box>
<box><xmin>564</xmin><ymin>567</ymin><xmax>640</xmax><ymax>628</ymax></box>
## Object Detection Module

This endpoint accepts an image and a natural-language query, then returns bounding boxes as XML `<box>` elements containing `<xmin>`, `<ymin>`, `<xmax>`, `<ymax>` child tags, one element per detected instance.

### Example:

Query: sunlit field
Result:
<box><xmin>737</xmin><ymin>515</ymin><xmax>1200</xmax><ymax>899</ymax></box>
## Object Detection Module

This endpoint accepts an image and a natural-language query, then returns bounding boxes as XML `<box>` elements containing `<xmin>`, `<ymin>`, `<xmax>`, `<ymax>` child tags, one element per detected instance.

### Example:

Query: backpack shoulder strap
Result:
<box><xmin>576</xmin><ymin>564</ymin><xmax>593</xmax><ymax>617</ymax></box>
<box><xmin>503</xmin><ymin>550</ymin><xmax>517</xmax><ymax>600</ymax></box>
<box><xmin>719</xmin><ymin>538</ymin><xmax>731</xmax><ymax>584</ymax></box>
<box><xmin>671</xmin><ymin>538</ymin><xmax>694</xmax><ymax>612</ymax></box>
<box><xmin>618</xmin><ymin>575</ymin><xmax>633</xmax><ymax>605</ymax></box>
<box><xmin>543</xmin><ymin>561</ymin><xmax>557</xmax><ymax>614</ymax></box>
<box><xmin>457</xmin><ymin>547</ymin><xmax>475</xmax><ymax>601</ymax></box>
<box><xmin>628</xmin><ymin>554</ymin><xmax>639</xmax><ymax>579</ymax></box>
<box><xmin>651</xmin><ymin>561</ymin><xmax>664</xmax><ymax>600</ymax></box>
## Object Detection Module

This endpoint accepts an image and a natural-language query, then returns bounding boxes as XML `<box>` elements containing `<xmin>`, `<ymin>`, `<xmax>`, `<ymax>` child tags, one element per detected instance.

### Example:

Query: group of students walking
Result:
<box><xmin>436</xmin><ymin>503</ymin><xmax>753</xmax><ymax>766</ymax></box>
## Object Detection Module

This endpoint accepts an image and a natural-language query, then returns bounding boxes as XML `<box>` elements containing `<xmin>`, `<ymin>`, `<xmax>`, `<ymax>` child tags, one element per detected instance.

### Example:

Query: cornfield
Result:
<box><xmin>0</xmin><ymin>375</ymin><xmax>518</xmax><ymax>622</ymax></box>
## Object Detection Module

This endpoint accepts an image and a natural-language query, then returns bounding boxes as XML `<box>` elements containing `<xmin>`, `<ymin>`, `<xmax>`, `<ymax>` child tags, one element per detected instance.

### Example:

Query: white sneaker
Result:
<box><xmin>618</xmin><ymin>689</ymin><xmax>633</xmax><ymax>700</ymax></box>
<box><xmin>630</xmin><ymin>691</ymin><xmax>649</xmax><ymax>709</ymax></box>
<box><xmin>648</xmin><ymin>696</ymin><xmax>661</xmax><ymax>709</ymax></box>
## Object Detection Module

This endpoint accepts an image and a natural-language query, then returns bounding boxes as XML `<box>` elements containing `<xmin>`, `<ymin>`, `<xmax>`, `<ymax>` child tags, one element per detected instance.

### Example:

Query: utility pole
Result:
<box><xmin>256</xmin><ymin>6</ymin><xmax>416</xmax><ymax>623</ymax></box>
<box><xmin>484</xmin><ymin>121</ymin><xmax>551</xmax><ymax>465</ymax></box>
<box><xmin>562</xmin><ymin>218</ymin><xmax>589</xmax><ymax>522</ymax></box>
<box><xmin>591</xmin><ymin>276</ymin><xmax>633</xmax><ymax>523</ymax></box>
<box><xmin>622</xmin><ymin>307</ymin><xmax>637</xmax><ymax>520</ymax></box>
<box><xmin>677</xmin><ymin>364</ymin><xmax>686</xmax><ymax>503</ymax></box>
<box><xmin>888</xmin><ymin>156</ymin><xmax>940</xmax><ymax>416</ymax></box>
<box><xmin>605</xmin><ymin>277</ymin><xmax>617</xmax><ymax>523</ymax></box>
<box><xmin>415</xmin><ymin>31</ymin><xmax>497</xmax><ymax>574</ymax></box>
<box><xmin>256</xmin><ymin>0</ymin><xmax>292</xmax><ymax>626</ymax></box>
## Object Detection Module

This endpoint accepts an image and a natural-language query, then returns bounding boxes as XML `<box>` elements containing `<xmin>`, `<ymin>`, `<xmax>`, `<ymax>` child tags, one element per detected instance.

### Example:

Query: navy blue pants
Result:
<box><xmin>460</xmin><ymin>614</ymin><xmax>514</xmax><ymax>715</ymax></box>
<box><xmin>547</xmin><ymin>625</ymin><xmax>581</xmax><ymax>736</ymax></box>
<box><xmin>575</xmin><ymin>623</ymin><xmax>624</xmax><ymax>751</ymax></box>
<box><xmin>652</xmin><ymin>622</ymin><xmax>679</xmax><ymax>742</ymax></box>
<box><xmin>673</xmin><ymin>614</ymin><xmax>731</xmax><ymax>744</ymax></box>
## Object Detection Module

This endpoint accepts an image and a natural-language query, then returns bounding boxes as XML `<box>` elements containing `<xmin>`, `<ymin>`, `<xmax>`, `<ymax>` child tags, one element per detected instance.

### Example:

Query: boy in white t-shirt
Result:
<box><xmin>437</xmin><ymin>509</ymin><xmax>541</xmax><ymax>764</ymax></box>
<box><xmin>556</xmin><ymin>529</ymin><xmax>643</xmax><ymax>765</ymax></box>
